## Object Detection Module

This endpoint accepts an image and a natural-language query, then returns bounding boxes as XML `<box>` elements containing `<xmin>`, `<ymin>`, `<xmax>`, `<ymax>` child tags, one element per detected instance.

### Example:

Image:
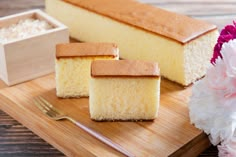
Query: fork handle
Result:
<box><xmin>67</xmin><ymin>117</ymin><xmax>134</xmax><ymax>157</ymax></box>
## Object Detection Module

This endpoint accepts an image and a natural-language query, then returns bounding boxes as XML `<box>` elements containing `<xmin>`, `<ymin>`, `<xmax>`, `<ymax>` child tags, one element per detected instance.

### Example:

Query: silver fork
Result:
<box><xmin>34</xmin><ymin>96</ymin><xmax>134</xmax><ymax>157</ymax></box>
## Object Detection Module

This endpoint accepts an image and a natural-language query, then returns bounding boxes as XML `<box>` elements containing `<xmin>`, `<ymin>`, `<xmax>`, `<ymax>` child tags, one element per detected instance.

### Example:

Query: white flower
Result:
<box><xmin>221</xmin><ymin>40</ymin><xmax>236</xmax><ymax>77</ymax></box>
<box><xmin>206</xmin><ymin>58</ymin><xmax>228</xmax><ymax>90</ymax></box>
<box><xmin>189</xmin><ymin>39</ymin><xmax>236</xmax><ymax>156</ymax></box>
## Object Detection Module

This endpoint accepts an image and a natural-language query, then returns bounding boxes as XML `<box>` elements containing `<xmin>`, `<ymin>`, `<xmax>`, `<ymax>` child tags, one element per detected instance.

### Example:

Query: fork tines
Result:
<box><xmin>34</xmin><ymin>96</ymin><xmax>61</xmax><ymax>118</ymax></box>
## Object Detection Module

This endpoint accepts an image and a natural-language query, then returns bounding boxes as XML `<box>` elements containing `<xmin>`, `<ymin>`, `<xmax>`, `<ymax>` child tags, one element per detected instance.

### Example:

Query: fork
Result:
<box><xmin>34</xmin><ymin>96</ymin><xmax>134</xmax><ymax>157</ymax></box>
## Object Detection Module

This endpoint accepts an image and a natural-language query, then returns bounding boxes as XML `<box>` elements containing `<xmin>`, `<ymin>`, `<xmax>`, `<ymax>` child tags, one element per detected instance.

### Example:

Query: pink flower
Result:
<box><xmin>190</xmin><ymin>21</ymin><xmax>236</xmax><ymax>157</ymax></box>
<box><xmin>218</xmin><ymin>138</ymin><xmax>236</xmax><ymax>157</ymax></box>
<box><xmin>207</xmin><ymin>40</ymin><xmax>236</xmax><ymax>97</ymax></box>
<box><xmin>211</xmin><ymin>22</ymin><xmax>236</xmax><ymax>64</ymax></box>
<box><xmin>218</xmin><ymin>146</ymin><xmax>235</xmax><ymax>157</ymax></box>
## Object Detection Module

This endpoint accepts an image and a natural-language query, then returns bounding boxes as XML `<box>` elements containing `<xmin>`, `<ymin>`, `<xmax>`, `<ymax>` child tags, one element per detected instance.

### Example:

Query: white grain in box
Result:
<box><xmin>0</xmin><ymin>9</ymin><xmax>69</xmax><ymax>86</ymax></box>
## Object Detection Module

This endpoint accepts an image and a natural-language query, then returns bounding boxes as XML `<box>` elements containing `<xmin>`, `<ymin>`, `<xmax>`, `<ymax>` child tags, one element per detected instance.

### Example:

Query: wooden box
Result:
<box><xmin>0</xmin><ymin>10</ymin><xmax>69</xmax><ymax>86</ymax></box>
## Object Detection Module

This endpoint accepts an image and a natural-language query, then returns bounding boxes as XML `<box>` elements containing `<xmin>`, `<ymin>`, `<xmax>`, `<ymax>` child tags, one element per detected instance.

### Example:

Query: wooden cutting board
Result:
<box><xmin>0</xmin><ymin>74</ymin><xmax>210</xmax><ymax>157</ymax></box>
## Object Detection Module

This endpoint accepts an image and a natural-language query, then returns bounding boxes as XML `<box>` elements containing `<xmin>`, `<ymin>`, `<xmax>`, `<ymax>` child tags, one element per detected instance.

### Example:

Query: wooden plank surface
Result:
<box><xmin>0</xmin><ymin>110</ymin><xmax>64</xmax><ymax>157</ymax></box>
<box><xmin>0</xmin><ymin>74</ymin><xmax>209</xmax><ymax>157</ymax></box>
<box><xmin>1</xmin><ymin>0</ymin><xmax>235</xmax><ymax>156</ymax></box>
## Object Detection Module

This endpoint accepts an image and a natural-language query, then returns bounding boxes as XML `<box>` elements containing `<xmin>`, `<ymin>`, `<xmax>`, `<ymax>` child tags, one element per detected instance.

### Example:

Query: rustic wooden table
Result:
<box><xmin>0</xmin><ymin>0</ymin><xmax>235</xmax><ymax>156</ymax></box>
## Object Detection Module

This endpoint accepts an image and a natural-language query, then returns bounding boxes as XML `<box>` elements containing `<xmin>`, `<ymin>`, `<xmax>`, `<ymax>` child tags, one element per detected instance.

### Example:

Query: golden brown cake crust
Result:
<box><xmin>56</xmin><ymin>42</ymin><xmax>118</xmax><ymax>58</ymax></box>
<box><xmin>63</xmin><ymin>0</ymin><xmax>217</xmax><ymax>44</ymax></box>
<box><xmin>91</xmin><ymin>118</ymin><xmax>155</xmax><ymax>122</ymax></box>
<box><xmin>91</xmin><ymin>60</ymin><xmax>160</xmax><ymax>77</ymax></box>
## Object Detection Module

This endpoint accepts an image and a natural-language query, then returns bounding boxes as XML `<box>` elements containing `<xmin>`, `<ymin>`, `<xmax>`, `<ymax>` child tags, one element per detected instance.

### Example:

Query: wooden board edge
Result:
<box><xmin>169</xmin><ymin>132</ymin><xmax>211</xmax><ymax>157</ymax></box>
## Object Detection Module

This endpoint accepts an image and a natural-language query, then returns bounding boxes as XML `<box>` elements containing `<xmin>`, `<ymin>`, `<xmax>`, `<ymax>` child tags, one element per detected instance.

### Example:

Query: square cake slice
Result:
<box><xmin>46</xmin><ymin>0</ymin><xmax>219</xmax><ymax>86</ymax></box>
<box><xmin>89</xmin><ymin>60</ymin><xmax>160</xmax><ymax>121</ymax></box>
<box><xmin>55</xmin><ymin>42</ymin><xmax>119</xmax><ymax>98</ymax></box>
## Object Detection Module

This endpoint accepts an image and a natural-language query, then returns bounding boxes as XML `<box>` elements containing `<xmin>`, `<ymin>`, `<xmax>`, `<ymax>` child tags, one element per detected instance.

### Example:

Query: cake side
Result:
<box><xmin>56</xmin><ymin>42</ymin><xmax>118</xmax><ymax>58</ymax></box>
<box><xmin>63</xmin><ymin>0</ymin><xmax>217</xmax><ymax>43</ymax></box>
<box><xmin>183</xmin><ymin>30</ymin><xmax>219</xmax><ymax>85</ymax></box>
<box><xmin>89</xmin><ymin>77</ymin><xmax>160</xmax><ymax>121</ymax></box>
<box><xmin>55</xmin><ymin>56</ymin><xmax>118</xmax><ymax>98</ymax></box>
<box><xmin>91</xmin><ymin>60</ymin><xmax>160</xmax><ymax>77</ymax></box>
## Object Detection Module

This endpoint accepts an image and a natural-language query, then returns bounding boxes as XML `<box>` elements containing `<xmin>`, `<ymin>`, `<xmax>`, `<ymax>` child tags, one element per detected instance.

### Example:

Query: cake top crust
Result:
<box><xmin>56</xmin><ymin>42</ymin><xmax>119</xmax><ymax>58</ymax></box>
<box><xmin>91</xmin><ymin>60</ymin><xmax>160</xmax><ymax>77</ymax></box>
<box><xmin>63</xmin><ymin>0</ymin><xmax>217</xmax><ymax>44</ymax></box>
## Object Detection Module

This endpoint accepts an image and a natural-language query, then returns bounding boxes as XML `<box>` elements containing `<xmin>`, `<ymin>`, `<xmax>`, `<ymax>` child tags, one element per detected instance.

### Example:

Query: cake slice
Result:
<box><xmin>89</xmin><ymin>60</ymin><xmax>160</xmax><ymax>121</ymax></box>
<box><xmin>55</xmin><ymin>42</ymin><xmax>119</xmax><ymax>98</ymax></box>
<box><xmin>46</xmin><ymin>0</ymin><xmax>219</xmax><ymax>86</ymax></box>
